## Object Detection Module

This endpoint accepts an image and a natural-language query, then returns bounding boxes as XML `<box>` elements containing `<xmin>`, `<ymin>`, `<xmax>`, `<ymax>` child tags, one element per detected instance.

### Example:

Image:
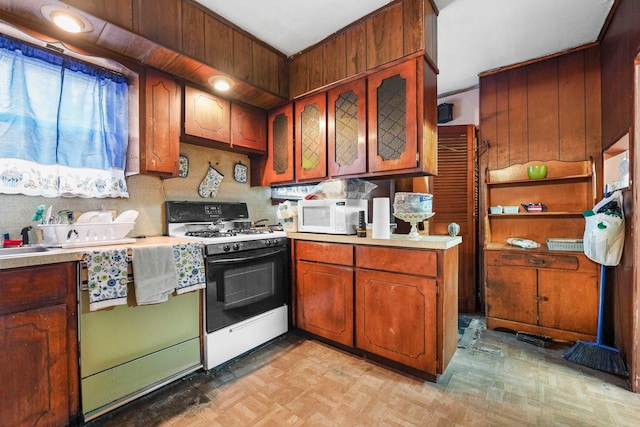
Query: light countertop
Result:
<box><xmin>0</xmin><ymin>236</ymin><xmax>193</xmax><ymax>270</ymax></box>
<box><xmin>287</xmin><ymin>232</ymin><xmax>462</xmax><ymax>250</ymax></box>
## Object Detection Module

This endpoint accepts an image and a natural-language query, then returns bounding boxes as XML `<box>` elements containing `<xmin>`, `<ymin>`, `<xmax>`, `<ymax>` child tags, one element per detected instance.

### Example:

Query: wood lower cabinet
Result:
<box><xmin>355</xmin><ymin>269</ymin><xmax>437</xmax><ymax>373</ymax></box>
<box><xmin>0</xmin><ymin>262</ymin><xmax>78</xmax><ymax>426</ymax></box>
<box><xmin>140</xmin><ymin>68</ymin><xmax>181</xmax><ymax>176</ymax></box>
<box><xmin>485</xmin><ymin>250</ymin><xmax>599</xmax><ymax>341</ymax></box>
<box><xmin>293</xmin><ymin>238</ymin><xmax>458</xmax><ymax>380</ymax></box>
<box><xmin>295</xmin><ymin>241</ymin><xmax>354</xmax><ymax>346</ymax></box>
<box><xmin>297</xmin><ymin>261</ymin><xmax>354</xmax><ymax>347</ymax></box>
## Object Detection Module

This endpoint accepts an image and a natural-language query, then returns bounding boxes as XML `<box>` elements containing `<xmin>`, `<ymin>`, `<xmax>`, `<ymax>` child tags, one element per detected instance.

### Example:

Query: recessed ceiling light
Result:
<box><xmin>51</xmin><ymin>12</ymin><xmax>83</xmax><ymax>32</ymax></box>
<box><xmin>41</xmin><ymin>5</ymin><xmax>94</xmax><ymax>33</ymax></box>
<box><xmin>209</xmin><ymin>76</ymin><xmax>234</xmax><ymax>92</ymax></box>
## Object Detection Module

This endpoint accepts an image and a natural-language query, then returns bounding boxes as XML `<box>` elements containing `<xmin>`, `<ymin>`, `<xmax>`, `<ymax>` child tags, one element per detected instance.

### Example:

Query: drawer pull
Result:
<box><xmin>534</xmin><ymin>295</ymin><xmax>549</xmax><ymax>302</ymax></box>
<box><xmin>528</xmin><ymin>258</ymin><xmax>545</xmax><ymax>265</ymax></box>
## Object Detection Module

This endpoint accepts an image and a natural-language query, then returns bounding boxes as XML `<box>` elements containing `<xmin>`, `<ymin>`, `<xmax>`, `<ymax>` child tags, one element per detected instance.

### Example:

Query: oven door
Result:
<box><xmin>205</xmin><ymin>245</ymin><xmax>288</xmax><ymax>333</ymax></box>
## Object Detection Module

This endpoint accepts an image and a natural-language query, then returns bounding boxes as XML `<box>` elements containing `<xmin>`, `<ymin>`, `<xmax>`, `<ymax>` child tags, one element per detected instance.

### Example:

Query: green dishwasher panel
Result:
<box><xmin>81</xmin><ymin>338</ymin><xmax>201</xmax><ymax>414</ymax></box>
<box><xmin>80</xmin><ymin>285</ymin><xmax>200</xmax><ymax>376</ymax></box>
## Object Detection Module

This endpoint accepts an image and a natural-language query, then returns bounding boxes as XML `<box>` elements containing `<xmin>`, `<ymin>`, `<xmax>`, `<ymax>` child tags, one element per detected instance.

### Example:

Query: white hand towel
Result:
<box><xmin>132</xmin><ymin>245</ymin><xmax>178</xmax><ymax>305</ymax></box>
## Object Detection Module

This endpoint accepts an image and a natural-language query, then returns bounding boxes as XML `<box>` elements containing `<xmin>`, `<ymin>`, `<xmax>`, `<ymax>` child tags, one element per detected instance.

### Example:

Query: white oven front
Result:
<box><xmin>203</xmin><ymin>242</ymin><xmax>289</xmax><ymax>370</ymax></box>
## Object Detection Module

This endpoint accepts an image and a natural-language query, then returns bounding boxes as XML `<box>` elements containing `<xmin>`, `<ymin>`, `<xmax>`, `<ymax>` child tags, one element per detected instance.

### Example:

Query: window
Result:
<box><xmin>0</xmin><ymin>33</ymin><xmax>129</xmax><ymax>198</ymax></box>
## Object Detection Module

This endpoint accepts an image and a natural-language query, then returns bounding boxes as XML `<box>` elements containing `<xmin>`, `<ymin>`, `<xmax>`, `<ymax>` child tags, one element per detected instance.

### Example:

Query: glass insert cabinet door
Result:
<box><xmin>367</xmin><ymin>59</ymin><xmax>418</xmax><ymax>173</ymax></box>
<box><xmin>328</xmin><ymin>79</ymin><xmax>367</xmax><ymax>177</ymax></box>
<box><xmin>295</xmin><ymin>92</ymin><xmax>327</xmax><ymax>181</ymax></box>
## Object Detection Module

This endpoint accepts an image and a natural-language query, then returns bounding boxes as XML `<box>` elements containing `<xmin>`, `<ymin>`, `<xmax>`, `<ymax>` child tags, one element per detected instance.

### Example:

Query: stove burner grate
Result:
<box><xmin>185</xmin><ymin>227</ymin><xmax>275</xmax><ymax>239</ymax></box>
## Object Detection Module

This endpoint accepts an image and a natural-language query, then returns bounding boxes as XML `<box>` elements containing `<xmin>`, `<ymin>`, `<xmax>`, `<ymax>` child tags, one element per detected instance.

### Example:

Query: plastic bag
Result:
<box><xmin>583</xmin><ymin>190</ymin><xmax>625</xmax><ymax>266</ymax></box>
<box><xmin>506</xmin><ymin>237</ymin><xmax>540</xmax><ymax>249</ymax></box>
<box><xmin>304</xmin><ymin>179</ymin><xmax>377</xmax><ymax>200</ymax></box>
<box><xmin>276</xmin><ymin>201</ymin><xmax>298</xmax><ymax>232</ymax></box>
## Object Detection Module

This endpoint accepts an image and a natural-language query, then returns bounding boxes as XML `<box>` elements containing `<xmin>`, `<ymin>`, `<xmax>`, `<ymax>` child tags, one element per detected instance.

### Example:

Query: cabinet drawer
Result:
<box><xmin>295</xmin><ymin>241</ymin><xmax>353</xmax><ymax>266</ymax></box>
<box><xmin>355</xmin><ymin>246</ymin><xmax>437</xmax><ymax>277</ymax></box>
<box><xmin>0</xmin><ymin>263</ymin><xmax>73</xmax><ymax>315</ymax></box>
<box><xmin>486</xmin><ymin>251</ymin><xmax>579</xmax><ymax>271</ymax></box>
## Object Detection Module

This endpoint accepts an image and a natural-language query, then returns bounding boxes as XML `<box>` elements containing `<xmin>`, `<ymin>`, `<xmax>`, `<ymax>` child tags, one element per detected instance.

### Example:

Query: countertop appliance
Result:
<box><xmin>297</xmin><ymin>198</ymin><xmax>368</xmax><ymax>235</ymax></box>
<box><xmin>165</xmin><ymin>201</ymin><xmax>289</xmax><ymax>370</ymax></box>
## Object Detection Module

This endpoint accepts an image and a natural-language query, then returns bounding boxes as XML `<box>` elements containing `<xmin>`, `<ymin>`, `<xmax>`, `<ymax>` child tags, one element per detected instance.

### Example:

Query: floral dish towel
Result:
<box><xmin>85</xmin><ymin>248</ymin><xmax>129</xmax><ymax>311</ymax></box>
<box><xmin>173</xmin><ymin>243</ymin><xmax>206</xmax><ymax>294</ymax></box>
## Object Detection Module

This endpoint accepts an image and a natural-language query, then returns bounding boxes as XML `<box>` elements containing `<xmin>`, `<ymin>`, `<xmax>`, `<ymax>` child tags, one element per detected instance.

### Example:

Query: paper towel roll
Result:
<box><xmin>372</xmin><ymin>197</ymin><xmax>390</xmax><ymax>239</ymax></box>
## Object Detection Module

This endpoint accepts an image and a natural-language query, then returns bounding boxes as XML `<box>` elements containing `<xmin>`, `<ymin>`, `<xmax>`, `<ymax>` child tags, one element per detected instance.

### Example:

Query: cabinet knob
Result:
<box><xmin>534</xmin><ymin>295</ymin><xmax>549</xmax><ymax>302</ymax></box>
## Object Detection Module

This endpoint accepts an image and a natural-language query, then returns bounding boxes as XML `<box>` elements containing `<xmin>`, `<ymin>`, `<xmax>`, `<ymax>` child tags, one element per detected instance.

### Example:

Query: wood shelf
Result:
<box><xmin>488</xmin><ymin>211</ymin><xmax>585</xmax><ymax>218</ymax></box>
<box><xmin>486</xmin><ymin>173</ymin><xmax>592</xmax><ymax>187</ymax></box>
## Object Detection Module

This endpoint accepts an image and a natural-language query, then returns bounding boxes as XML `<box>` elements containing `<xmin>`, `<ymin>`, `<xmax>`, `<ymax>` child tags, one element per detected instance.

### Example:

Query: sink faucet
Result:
<box><xmin>21</xmin><ymin>226</ymin><xmax>32</xmax><ymax>246</ymax></box>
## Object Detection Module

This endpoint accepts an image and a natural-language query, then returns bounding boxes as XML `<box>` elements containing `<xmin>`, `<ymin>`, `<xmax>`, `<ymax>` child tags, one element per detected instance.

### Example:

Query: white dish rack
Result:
<box><xmin>38</xmin><ymin>223</ymin><xmax>135</xmax><ymax>247</ymax></box>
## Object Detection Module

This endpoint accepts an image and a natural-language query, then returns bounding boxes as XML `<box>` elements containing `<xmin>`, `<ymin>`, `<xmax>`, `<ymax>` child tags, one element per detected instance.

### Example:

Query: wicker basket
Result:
<box><xmin>546</xmin><ymin>238</ymin><xmax>584</xmax><ymax>252</ymax></box>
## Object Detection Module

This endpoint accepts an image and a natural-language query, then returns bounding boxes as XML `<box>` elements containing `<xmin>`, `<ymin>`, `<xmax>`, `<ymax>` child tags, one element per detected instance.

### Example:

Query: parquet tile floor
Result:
<box><xmin>88</xmin><ymin>317</ymin><xmax>640</xmax><ymax>426</ymax></box>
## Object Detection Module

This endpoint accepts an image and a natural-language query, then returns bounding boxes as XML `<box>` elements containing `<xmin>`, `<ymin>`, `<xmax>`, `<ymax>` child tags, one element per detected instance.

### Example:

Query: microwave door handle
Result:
<box><xmin>207</xmin><ymin>247</ymin><xmax>286</xmax><ymax>264</ymax></box>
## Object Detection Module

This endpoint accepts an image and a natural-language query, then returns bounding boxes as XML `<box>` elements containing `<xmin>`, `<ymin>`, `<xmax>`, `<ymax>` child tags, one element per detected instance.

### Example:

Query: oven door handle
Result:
<box><xmin>207</xmin><ymin>247</ymin><xmax>286</xmax><ymax>264</ymax></box>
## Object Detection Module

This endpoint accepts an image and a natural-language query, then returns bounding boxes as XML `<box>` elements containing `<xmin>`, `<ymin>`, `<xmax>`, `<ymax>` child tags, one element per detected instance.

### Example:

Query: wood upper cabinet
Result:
<box><xmin>265</xmin><ymin>103</ymin><xmax>295</xmax><ymax>184</ymax></box>
<box><xmin>295</xmin><ymin>93</ymin><xmax>327</xmax><ymax>181</ymax></box>
<box><xmin>230</xmin><ymin>103</ymin><xmax>267</xmax><ymax>153</ymax></box>
<box><xmin>327</xmin><ymin>79</ymin><xmax>367</xmax><ymax>177</ymax></box>
<box><xmin>367</xmin><ymin>59</ymin><xmax>419</xmax><ymax>173</ymax></box>
<box><xmin>140</xmin><ymin>68</ymin><xmax>181</xmax><ymax>177</ymax></box>
<box><xmin>0</xmin><ymin>262</ymin><xmax>78</xmax><ymax>426</ymax></box>
<box><xmin>183</xmin><ymin>85</ymin><xmax>231</xmax><ymax>144</ymax></box>
<box><xmin>295</xmin><ymin>241</ymin><xmax>354</xmax><ymax>347</ymax></box>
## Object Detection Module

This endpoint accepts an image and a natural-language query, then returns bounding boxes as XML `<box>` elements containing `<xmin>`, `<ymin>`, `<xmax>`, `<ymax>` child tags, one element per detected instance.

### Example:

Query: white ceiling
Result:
<box><xmin>195</xmin><ymin>0</ymin><xmax>614</xmax><ymax>96</ymax></box>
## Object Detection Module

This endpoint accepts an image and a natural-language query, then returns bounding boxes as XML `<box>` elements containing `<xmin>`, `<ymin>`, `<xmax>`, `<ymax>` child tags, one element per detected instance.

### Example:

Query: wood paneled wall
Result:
<box><xmin>479</xmin><ymin>45</ymin><xmax>602</xmax><ymax>172</ymax></box>
<box><xmin>600</xmin><ymin>0</ymin><xmax>640</xmax><ymax>393</ymax></box>
<box><xmin>288</xmin><ymin>0</ymin><xmax>437</xmax><ymax>99</ymax></box>
<box><xmin>58</xmin><ymin>0</ymin><xmax>288</xmax><ymax>107</ymax></box>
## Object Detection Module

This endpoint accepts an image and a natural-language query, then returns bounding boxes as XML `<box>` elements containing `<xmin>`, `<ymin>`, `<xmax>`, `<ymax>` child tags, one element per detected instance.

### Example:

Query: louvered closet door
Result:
<box><xmin>431</xmin><ymin>125</ymin><xmax>478</xmax><ymax>312</ymax></box>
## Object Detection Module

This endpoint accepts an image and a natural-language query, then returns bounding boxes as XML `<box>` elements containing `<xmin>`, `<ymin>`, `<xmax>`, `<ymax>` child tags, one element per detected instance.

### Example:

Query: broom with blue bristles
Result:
<box><xmin>562</xmin><ymin>263</ymin><xmax>628</xmax><ymax>376</ymax></box>
<box><xmin>562</xmin><ymin>187</ymin><xmax>628</xmax><ymax>376</ymax></box>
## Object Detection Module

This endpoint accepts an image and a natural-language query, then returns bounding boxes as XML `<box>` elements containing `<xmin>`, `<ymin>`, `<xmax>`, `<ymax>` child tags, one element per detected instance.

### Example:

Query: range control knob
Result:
<box><xmin>265</xmin><ymin>239</ymin><xmax>272</xmax><ymax>246</ymax></box>
<box><xmin>232</xmin><ymin>243</ymin><xmax>240</xmax><ymax>251</ymax></box>
<box><xmin>223</xmin><ymin>244</ymin><xmax>231</xmax><ymax>252</ymax></box>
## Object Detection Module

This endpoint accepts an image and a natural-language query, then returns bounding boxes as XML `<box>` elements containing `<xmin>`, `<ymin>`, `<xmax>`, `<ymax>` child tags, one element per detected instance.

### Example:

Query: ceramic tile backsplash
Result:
<box><xmin>0</xmin><ymin>144</ymin><xmax>275</xmax><ymax>243</ymax></box>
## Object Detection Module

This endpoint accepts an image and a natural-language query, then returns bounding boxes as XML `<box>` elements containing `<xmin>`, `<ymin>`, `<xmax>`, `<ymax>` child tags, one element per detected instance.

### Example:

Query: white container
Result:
<box><xmin>489</xmin><ymin>206</ymin><xmax>503</xmax><ymax>214</ymax></box>
<box><xmin>503</xmin><ymin>206</ymin><xmax>519</xmax><ymax>214</ymax></box>
<box><xmin>372</xmin><ymin>197</ymin><xmax>391</xmax><ymax>239</ymax></box>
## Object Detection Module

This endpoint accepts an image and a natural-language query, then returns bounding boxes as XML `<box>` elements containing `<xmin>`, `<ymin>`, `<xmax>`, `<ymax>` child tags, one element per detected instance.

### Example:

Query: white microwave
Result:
<box><xmin>297</xmin><ymin>199</ymin><xmax>368</xmax><ymax>235</ymax></box>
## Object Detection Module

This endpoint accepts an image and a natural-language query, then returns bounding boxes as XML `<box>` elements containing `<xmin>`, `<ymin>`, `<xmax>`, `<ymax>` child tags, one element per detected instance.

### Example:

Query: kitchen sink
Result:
<box><xmin>0</xmin><ymin>246</ymin><xmax>58</xmax><ymax>257</ymax></box>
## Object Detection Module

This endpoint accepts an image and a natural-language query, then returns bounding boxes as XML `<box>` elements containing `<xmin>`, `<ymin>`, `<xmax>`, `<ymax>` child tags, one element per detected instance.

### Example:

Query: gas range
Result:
<box><xmin>166</xmin><ymin>201</ymin><xmax>290</xmax><ymax>370</ymax></box>
<box><xmin>165</xmin><ymin>201</ymin><xmax>287</xmax><ymax>254</ymax></box>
